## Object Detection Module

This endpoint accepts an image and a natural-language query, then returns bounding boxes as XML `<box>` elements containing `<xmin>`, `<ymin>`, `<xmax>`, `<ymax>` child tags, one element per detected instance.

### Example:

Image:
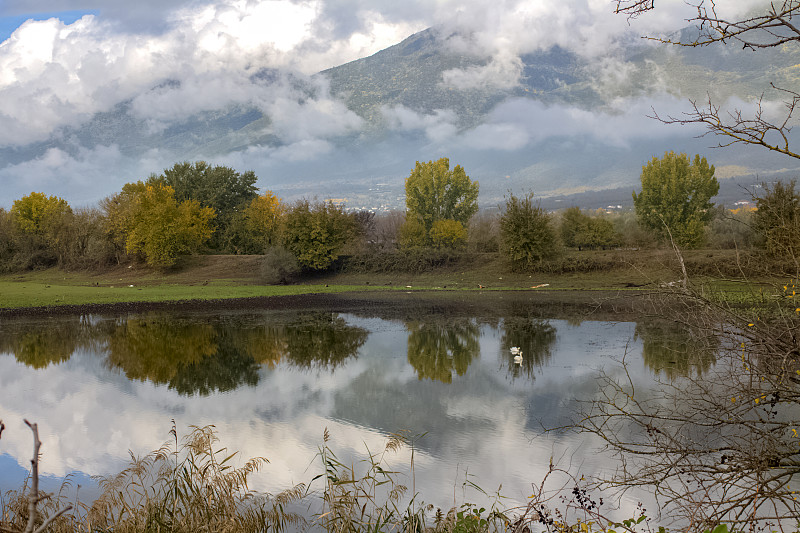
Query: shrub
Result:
<box><xmin>430</xmin><ymin>219</ymin><xmax>467</xmax><ymax>249</ymax></box>
<box><xmin>500</xmin><ymin>192</ymin><xmax>560</xmax><ymax>270</ymax></box>
<box><xmin>260</xmin><ymin>246</ymin><xmax>300</xmax><ymax>284</ymax></box>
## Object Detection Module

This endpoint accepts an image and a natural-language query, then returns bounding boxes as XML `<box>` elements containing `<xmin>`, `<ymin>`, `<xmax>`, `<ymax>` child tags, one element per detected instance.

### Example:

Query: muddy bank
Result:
<box><xmin>0</xmin><ymin>289</ymin><xmax>652</xmax><ymax>321</ymax></box>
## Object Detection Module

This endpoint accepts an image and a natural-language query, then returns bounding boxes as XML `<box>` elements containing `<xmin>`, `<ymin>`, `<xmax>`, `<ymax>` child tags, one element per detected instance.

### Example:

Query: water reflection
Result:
<box><xmin>0</xmin><ymin>303</ymin><xmax>719</xmax><ymax>521</ymax></box>
<box><xmin>0</xmin><ymin>312</ymin><xmax>369</xmax><ymax>396</ymax></box>
<box><xmin>0</xmin><ymin>315</ymin><xmax>100</xmax><ymax>369</ymax></box>
<box><xmin>282</xmin><ymin>312</ymin><xmax>368</xmax><ymax>370</ymax></box>
<box><xmin>406</xmin><ymin>318</ymin><xmax>481</xmax><ymax>383</ymax></box>
<box><xmin>635</xmin><ymin>320</ymin><xmax>717</xmax><ymax>378</ymax></box>
<box><xmin>500</xmin><ymin>317</ymin><xmax>557</xmax><ymax>378</ymax></box>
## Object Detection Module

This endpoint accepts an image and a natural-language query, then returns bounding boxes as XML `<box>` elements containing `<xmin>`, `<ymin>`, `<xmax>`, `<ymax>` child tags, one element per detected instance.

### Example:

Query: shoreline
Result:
<box><xmin>0</xmin><ymin>288</ymin><xmax>652</xmax><ymax>320</ymax></box>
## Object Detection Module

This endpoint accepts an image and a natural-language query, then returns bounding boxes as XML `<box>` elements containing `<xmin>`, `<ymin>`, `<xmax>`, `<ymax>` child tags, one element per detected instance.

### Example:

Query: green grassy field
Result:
<box><xmin>0</xmin><ymin>251</ymin><xmax>786</xmax><ymax>310</ymax></box>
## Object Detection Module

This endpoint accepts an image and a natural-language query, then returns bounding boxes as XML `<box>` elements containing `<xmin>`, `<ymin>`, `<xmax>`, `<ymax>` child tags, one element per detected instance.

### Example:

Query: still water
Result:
<box><xmin>0</xmin><ymin>295</ymin><xmax>711</xmax><ymax>516</ymax></box>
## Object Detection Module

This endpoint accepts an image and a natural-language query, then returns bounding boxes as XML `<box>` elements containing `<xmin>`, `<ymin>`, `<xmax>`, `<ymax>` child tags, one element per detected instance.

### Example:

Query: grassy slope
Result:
<box><xmin>0</xmin><ymin>250</ymin><xmax>781</xmax><ymax>309</ymax></box>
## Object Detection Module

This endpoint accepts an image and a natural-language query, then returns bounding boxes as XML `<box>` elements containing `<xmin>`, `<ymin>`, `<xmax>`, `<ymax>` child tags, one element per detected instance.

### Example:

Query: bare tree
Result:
<box><xmin>0</xmin><ymin>420</ymin><xmax>73</xmax><ymax>533</ymax></box>
<box><xmin>574</xmin><ymin>284</ymin><xmax>800</xmax><ymax>530</ymax></box>
<box><xmin>615</xmin><ymin>0</ymin><xmax>800</xmax><ymax>160</ymax></box>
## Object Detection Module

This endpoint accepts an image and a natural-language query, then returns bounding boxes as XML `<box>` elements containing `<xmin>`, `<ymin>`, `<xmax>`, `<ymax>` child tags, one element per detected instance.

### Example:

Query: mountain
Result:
<box><xmin>2</xmin><ymin>25</ymin><xmax>800</xmax><ymax>208</ymax></box>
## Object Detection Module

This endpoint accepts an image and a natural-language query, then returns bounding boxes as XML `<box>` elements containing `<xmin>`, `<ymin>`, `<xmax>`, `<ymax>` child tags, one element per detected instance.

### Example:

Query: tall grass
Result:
<box><xmin>4</xmin><ymin>424</ymin><xmax>776</xmax><ymax>532</ymax></box>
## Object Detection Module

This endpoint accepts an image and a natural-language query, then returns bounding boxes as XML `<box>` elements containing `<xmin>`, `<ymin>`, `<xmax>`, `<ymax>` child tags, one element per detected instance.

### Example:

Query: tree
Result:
<box><xmin>633</xmin><ymin>151</ymin><xmax>719</xmax><ymax>248</ymax></box>
<box><xmin>560</xmin><ymin>207</ymin><xmax>620</xmax><ymax>250</ymax></box>
<box><xmin>499</xmin><ymin>192</ymin><xmax>559</xmax><ymax>270</ymax></box>
<box><xmin>230</xmin><ymin>191</ymin><xmax>287</xmax><ymax>254</ymax></box>
<box><xmin>614</xmin><ymin>1</ymin><xmax>800</xmax><ymax>160</ymax></box>
<box><xmin>124</xmin><ymin>183</ymin><xmax>216</xmax><ymax>268</ymax></box>
<box><xmin>575</xmin><ymin>286</ymin><xmax>800</xmax><ymax>529</ymax></box>
<box><xmin>403</xmin><ymin>158</ymin><xmax>479</xmax><ymax>247</ymax></box>
<box><xmin>149</xmin><ymin>161</ymin><xmax>259</xmax><ymax>251</ymax></box>
<box><xmin>283</xmin><ymin>200</ymin><xmax>356</xmax><ymax>270</ymax></box>
<box><xmin>429</xmin><ymin>219</ymin><xmax>468</xmax><ymax>249</ymax></box>
<box><xmin>10</xmin><ymin>192</ymin><xmax>74</xmax><ymax>266</ymax></box>
<box><xmin>101</xmin><ymin>181</ymin><xmax>148</xmax><ymax>264</ymax></box>
<box><xmin>752</xmin><ymin>179</ymin><xmax>800</xmax><ymax>261</ymax></box>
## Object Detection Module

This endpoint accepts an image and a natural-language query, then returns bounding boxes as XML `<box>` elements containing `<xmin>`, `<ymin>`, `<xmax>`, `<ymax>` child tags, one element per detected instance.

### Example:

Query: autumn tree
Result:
<box><xmin>10</xmin><ymin>192</ymin><xmax>73</xmax><ymax>266</ymax></box>
<box><xmin>633</xmin><ymin>151</ymin><xmax>719</xmax><ymax>248</ymax></box>
<box><xmin>149</xmin><ymin>161</ymin><xmax>259</xmax><ymax>251</ymax></box>
<box><xmin>499</xmin><ymin>192</ymin><xmax>559</xmax><ymax>270</ymax></box>
<box><xmin>402</xmin><ymin>158</ymin><xmax>479</xmax><ymax>247</ymax></box>
<box><xmin>283</xmin><ymin>200</ymin><xmax>356</xmax><ymax>270</ymax></box>
<box><xmin>752</xmin><ymin>179</ymin><xmax>800</xmax><ymax>261</ymax></box>
<box><xmin>228</xmin><ymin>191</ymin><xmax>287</xmax><ymax>254</ymax></box>
<box><xmin>123</xmin><ymin>183</ymin><xmax>216</xmax><ymax>268</ymax></box>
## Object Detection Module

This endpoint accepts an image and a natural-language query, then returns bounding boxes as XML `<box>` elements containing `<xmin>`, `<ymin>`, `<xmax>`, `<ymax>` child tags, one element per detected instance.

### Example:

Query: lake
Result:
<box><xmin>0</xmin><ymin>293</ymin><xmax>710</xmax><ymax>521</ymax></box>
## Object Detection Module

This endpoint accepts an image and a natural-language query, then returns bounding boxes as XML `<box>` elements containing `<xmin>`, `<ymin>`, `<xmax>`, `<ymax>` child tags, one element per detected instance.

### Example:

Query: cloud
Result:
<box><xmin>0</xmin><ymin>144</ymin><xmax>174</xmax><ymax>206</ymax></box>
<box><xmin>0</xmin><ymin>0</ymin><xmax>417</xmax><ymax>148</ymax></box>
<box><xmin>429</xmin><ymin>94</ymin><xmax>707</xmax><ymax>154</ymax></box>
<box><xmin>381</xmin><ymin>105</ymin><xmax>458</xmax><ymax>143</ymax></box>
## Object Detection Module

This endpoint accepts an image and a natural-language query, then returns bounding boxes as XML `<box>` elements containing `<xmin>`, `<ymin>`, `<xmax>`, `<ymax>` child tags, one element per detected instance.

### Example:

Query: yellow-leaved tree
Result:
<box><xmin>243</xmin><ymin>191</ymin><xmax>287</xmax><ymax>253</ymax></box>
<box><xmin>402</xmin><ymin>158</ymin><xmax>478</xmax><ymax>248</ymax></box>
<box><xmin>11</xmin><ymin>192</ymin><xmax>74</xmax><ymax>264</ymax></box>
<box><xmin>122</xmin><ymin>183</ymin><xmax>216</xmax><ymax>268</ymax></box>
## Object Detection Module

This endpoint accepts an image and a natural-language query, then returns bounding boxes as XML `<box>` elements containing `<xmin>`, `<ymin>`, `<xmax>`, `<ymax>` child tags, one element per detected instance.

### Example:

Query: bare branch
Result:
<box><xmin>614</xmin><ymin>0</ymin><xmax>655</xmax><ymax>19</ymax></box>
<box><xmin>23</xmin><ymin>420</ymin><xmax>41</xmax><ymax>533</ymax></box>
<box><xmin>649</xmin><ymin>86</ymin><xmax>800</xmax><ymax>160</ymax></box>
<box><xmin>616</xmin><ymin>1</ymin><xmax>800</xmax><ymax>161</ymax></box>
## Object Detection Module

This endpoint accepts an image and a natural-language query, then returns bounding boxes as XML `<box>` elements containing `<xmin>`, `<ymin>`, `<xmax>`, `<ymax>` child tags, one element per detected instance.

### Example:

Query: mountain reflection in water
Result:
<box><xmin>0</xmin><ymin>302</ymin><xmax>718</xmax><ymax>515</ymax></box>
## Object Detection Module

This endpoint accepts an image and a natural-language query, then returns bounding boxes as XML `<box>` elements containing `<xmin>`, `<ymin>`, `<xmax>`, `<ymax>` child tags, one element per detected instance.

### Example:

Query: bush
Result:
<box><xmin>283</xmin><ymin>200</ymin><xmax>356</xmax><ymax>271</ymax></box>
<box><xmin>752</xmin><ymin>179</ymin><xmax>800</xmax><ymax>260</ymax></box>
<box><xmin>259</xmin><ymin>246</ymin><xmax>300</xmax><ymax>284</ymax></box>
<box><xmin>343</xmin><ymin>247</ymin><xmax>475</xmax><ymax>274</ymax></box>
<box><xmin>430</xmin><ymin>219</ymin><xmax>467</xmax><ymax>249</ymax></box>
<box><xmin>500</xmin><ymin>192</ymin><xmax>560</xmax><ymax>270</ymax></box>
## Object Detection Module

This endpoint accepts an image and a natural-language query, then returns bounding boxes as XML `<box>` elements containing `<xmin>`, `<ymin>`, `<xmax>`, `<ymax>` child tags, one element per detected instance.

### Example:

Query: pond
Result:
<box><xmin>0</xmin><ymin>293</ymin><xmax>713</xmax><ymax>520</ymax></box>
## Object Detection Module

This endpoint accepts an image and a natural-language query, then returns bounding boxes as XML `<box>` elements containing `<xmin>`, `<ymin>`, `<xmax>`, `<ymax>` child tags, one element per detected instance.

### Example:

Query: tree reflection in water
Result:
<box><xmin>281</xmin><ymin>312</ymin><xmax>368</xmax><ymax>370</ymax></box>
<box><xmin>405</xmin><ymin>318</ymin><xmax>481</xmax><ymax>384</ymax></box>
<box><xmin>104</xmin><ymin>312</ymin><xmax>368</xmax><ymax>395</ymax></box>
<box><xmin>635</xmin><ymin>320</ymin><xmax>718</xmax><ymax>379</ymax></box>
<box><xmin>500</xmin><ymin>317</ymin><xmax>557</xmax><ymax>379</ymax></box>
<box><xmin>0</xmin><ymin>315</ymin><xmax>103</xmax><ymax>369</ymax></box>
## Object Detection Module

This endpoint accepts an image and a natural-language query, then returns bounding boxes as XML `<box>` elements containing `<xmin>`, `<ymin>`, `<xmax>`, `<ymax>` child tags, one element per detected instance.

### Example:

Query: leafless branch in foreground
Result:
<box><xmin>0</xmin><ymin>421</ymin><xmax>73</xmax><ymax>533</ymax></box>
<box><xmin>615</xmin><ymin>1</ymin><xmax>800</xmax><ymax>160</ymax></box>
<box><xmin>649</xmin><ymin>85</ymin><xmax>800</xmax><ymax>160</ymax></box>
<box><xmin>616</xmin><ymin>0</ymin><xmax>800</xmax><ymax>48</ymax></box>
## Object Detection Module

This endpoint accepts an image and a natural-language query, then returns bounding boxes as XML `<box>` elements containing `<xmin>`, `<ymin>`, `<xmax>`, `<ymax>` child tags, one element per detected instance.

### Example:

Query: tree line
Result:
<box><xmin>0</xmin><ymin>154</ymin><xmax>798</xmax><ymax>278</ymax></box>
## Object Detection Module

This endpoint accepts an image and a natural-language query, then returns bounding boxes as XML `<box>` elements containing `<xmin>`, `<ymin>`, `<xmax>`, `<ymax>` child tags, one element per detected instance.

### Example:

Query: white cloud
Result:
<box><xmin>0</xmin><ymin>0</ymin><xmax>417</xmax><ymax>148</ymax></box>
<box><xmin>0</xmin><ymin>144</ymin><xmax>170</xmax><ymax>206</ymax></box>
<box><xmin>381</xmin><ymin>105</ymin><xmax>458</xmax><ymax>143</ymax></box>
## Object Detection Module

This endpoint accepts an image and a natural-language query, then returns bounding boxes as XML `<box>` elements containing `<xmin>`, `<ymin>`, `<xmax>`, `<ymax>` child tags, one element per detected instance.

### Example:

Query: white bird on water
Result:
<box><xmin>511</xmin><ymin>346</ymin><xmax>523</xmax><ymax>364</ymax></box>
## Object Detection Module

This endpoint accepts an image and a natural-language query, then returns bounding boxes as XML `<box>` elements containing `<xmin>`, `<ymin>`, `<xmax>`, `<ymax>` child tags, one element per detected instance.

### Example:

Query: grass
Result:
<box><xmin>0</xmin><ymin>250</ymin><xmax>789</xmax><ymax>310</ymax></box>
<box><xmin>0</xmin><ymin>279</ymin><xmax>374</xmax><ymax>309</ymax></box>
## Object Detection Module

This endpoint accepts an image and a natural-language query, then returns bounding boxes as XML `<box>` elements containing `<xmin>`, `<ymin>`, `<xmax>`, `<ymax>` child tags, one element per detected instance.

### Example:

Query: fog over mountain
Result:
<box><xmin>0</xmin><ymin>0</ymin><xmax>798</xmax><ymax>209</ymax></box>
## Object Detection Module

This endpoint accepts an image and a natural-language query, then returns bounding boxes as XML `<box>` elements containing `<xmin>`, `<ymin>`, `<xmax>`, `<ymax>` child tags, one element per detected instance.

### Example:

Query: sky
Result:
<box><xmin>0</xmin><ymin>0</ymin><xmax>781</xmax><ymax>206</ymax></box>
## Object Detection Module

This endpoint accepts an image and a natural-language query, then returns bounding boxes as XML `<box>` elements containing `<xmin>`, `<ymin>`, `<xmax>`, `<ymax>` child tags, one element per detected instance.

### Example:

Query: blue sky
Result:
<box><xmin>0</xmin><ymin>10</ymin><xmax>97</xmax><ymax>42</ymax></box>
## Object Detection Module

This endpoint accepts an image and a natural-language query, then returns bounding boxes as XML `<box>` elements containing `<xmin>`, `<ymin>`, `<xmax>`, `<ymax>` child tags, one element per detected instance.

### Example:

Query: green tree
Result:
<box><xmin>406</xmin><ymin>318</ymin><xmax>480</xmax><ymax>384</ymax></box>
<box><xmin>124</xmin><ymin>183</ymin><xmax>216</xmax><ymax>268</ymax></box>
<box><xmin>403</xmin><ymin>158</ymin><xmax>479</xmax><ymax>247</ymax></box>
<box><xmin>632</xmin><ymin>151</ymin><xmax>719</xmax><ymax>248</ymax></box>
<box><xmin>560</xmin><ymin>207</ymin><xmax>620</xmax><ymax>250</ymax></box>
<box><xmin>149</xmin><ymin>161</ymin><xmax>259</xmax><ymax>251</ymax></box>
<box><xmin>752</xmin><ymin>180</ymin><xmax>800</xmax><ymax>259</ymax></box>
<box><xmin>283</xmin><ymin>199</ymin><xmax>356</xmax><ymax>270</ymax></box>
<box><xmin>499</xmin><ymin>192</ymin><xmax>559</xmax><ymax>270</ymax></box>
